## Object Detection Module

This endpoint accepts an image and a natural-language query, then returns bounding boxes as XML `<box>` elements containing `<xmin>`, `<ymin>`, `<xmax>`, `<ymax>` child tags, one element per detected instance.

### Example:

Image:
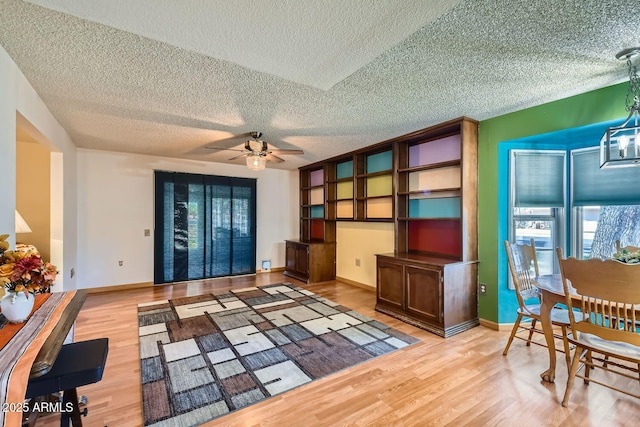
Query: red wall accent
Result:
<box><xmin>408</xmin><ymin>219</ymin><xmax>461</xmax><ymax>256</ymax></box>
<box><xmin>310</xmin><ymin>219</ymin><xmax>324</xmax><ymax>240</ymax></box>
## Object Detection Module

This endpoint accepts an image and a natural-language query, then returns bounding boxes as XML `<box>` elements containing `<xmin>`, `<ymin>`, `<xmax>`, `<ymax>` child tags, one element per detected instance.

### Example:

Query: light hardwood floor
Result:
<box><xmin>36</xmin><ymin>273</ymin><xmax>639</xmax><ymax>426</ymax></box>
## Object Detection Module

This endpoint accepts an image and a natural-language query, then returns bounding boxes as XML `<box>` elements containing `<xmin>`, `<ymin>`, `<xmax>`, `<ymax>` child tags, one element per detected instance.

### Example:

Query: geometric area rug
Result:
<box><xmin>138</xmin><ymin>282</ymin><xmax>419</xmax><ymax>426</ymax></box>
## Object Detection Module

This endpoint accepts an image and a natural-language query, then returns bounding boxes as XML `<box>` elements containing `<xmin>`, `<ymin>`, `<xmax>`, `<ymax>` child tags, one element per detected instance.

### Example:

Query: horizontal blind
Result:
<box><xmin>573</xmin><ymin>149</ymin><xmax>640</xmax><ymax>206</ymax></box>
<box><xmin>513</xmin><ymin>151</ymin><xmax>565</xmax><ymax>207</ymax></box>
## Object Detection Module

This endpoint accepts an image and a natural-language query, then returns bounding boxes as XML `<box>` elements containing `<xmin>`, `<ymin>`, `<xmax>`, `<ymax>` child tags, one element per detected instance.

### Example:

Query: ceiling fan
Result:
<box><xmin>205</xmin><ymin>131</ymin><xmax>304</xmax><ymax>170</ymax></box>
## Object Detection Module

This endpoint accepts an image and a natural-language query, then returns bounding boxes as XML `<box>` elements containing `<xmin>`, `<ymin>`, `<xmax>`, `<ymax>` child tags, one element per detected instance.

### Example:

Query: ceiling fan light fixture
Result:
<box><xmin>246</xmin><ymin>153</ymin><xmax>266</xmax><ymax>170</ymax></box>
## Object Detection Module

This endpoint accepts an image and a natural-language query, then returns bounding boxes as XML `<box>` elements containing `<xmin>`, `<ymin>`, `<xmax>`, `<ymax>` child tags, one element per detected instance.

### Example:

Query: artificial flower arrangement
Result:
<box><xmin>0</xmin><ymin>234</ymin><xmax>58</xmax><ymax>296</ymax></box>
<box><xmin>612</xmin><ymin>248</ymin><xmax>640</xmax><ymax>264</ymax></box>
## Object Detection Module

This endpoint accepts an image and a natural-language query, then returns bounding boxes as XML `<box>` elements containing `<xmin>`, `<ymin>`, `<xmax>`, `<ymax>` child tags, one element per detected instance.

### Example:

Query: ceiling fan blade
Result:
<box><xmin>204</xmin><ymin>147</ymin><xmax>247</xmax><ymax>152</ymax></box>
<box><xmin>265</xmin><ymin>154</ymin><xmax>285</xmax><ymax>163</ymax></box>
<box><xmin>268</xmin><ymin>149</ymin><xmax>304</xmax><ymax>155</ymax></box>
<box><xmin>202</xmin><ymin>132</ymin><xmax>254</xmax><ymax>149</ymax></box>
<box><xmin>229</xmin><ymin>153</ymin><xmax>250</xmax><ymax>161</ymax></box>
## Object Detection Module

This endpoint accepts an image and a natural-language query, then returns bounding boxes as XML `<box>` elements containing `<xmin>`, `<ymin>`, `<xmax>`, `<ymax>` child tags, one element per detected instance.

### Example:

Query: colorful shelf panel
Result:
<box><xmin>408</xmin><ymin>197</ymin><xmax>460</xmax><ymax>218</ymax></box>
<box><xmin>336</xmin><ymin>160</ymin><xmax>354</xmax><ymax>179</ymax></box>
<box><xmin>310</xmin><ymin>205</ymin><xmax>324</xmax><ymax>218</ymax></box>
<box><xmin>367</xmin><ymin>197</ymin><xmax>393</xmax><ymax>218</ymax></box>
<box><xmin>366</xmin><ymin>174</ymin><xmax>392</xmax><ymax>197</ymax></box>
<box><xmin>336</xmin><ymin>181</ymin><xmax>353</xmax><ymax>199</ymax></box>
<box><xmin>408</xmin><ymin>219</ymin><xmax>461</xmax><ymax>256</ymax></box>
<box><xmin>310</xmin><ymin>219</ymin><xmax>324</xmax><ymax>240</ymax></box>
<box><xmin>366</xmin><ymin>150</ymin><xmax>393</xmax><ymax>174</ymax></box>
<box><xmin>409</xmin><ymin>190</ymin><xmax>460</xmax><ymax>200</ymax></box>
<box><xmin>408</xmin><ymin>134</ymin><xmax>461</xmax><ymax>167</ymax></box>
<box><xmin>408</xmin><ymin>166</ymin><xmax>461</xmax><ymax>192</ymax></box>
<box><xmin>310</xmin><ymin>169</ymin><xmax>324</xmax><ymax>187</ymax></box>
<box><xmin>310</xmin><ymin>188</ymin><xmax>324</xmax><ymax>205</ymax></box>
<box><xmin>336</xmin><ymin>200</ymin><xmax>354</xmax><ymax>218</ymax></box>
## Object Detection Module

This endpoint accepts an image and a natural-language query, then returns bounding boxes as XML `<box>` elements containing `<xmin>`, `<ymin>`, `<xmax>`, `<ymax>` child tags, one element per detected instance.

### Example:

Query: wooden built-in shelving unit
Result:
<box><xmin>288</xmin><ymin>117</ymin><xmax>479</xmax><ymax>335</ymax></box>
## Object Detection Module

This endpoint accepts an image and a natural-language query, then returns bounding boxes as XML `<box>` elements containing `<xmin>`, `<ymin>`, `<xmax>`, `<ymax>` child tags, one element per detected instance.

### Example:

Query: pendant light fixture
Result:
<box><xmin>600</xmin><ymin>47</ymin><xmax>640</xmax><ymax>168</ymax></box>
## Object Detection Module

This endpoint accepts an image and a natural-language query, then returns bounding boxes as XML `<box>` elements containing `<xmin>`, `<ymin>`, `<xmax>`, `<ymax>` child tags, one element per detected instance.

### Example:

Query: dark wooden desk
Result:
<box><xmin>0</xmin><ymin>290</ymin><xmax>86</xmax><ymax>426</ymax></box>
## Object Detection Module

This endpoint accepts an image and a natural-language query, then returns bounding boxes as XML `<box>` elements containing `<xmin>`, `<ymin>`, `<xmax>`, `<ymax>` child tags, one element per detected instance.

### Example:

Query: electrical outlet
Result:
<box><xmin>118</xmin><ymin>260</ymin><xmax>123</xmax><ymax>266</ymax></box>
<box><xmin>355</xmin><ymin>258</ymin><xmax>361</xmax><ymax>267</ymax></box>
<box><xmin>479</xmin><ymin>283</ymin><xmax>487</xmax><ymax>294</ymax></box>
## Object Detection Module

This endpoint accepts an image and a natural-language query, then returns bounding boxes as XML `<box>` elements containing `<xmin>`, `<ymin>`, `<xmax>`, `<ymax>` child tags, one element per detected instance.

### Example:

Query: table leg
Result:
<box><xmin>539</xmin><ymin>290</ymin><xmax>561</xmax><ymax>383</ymax></box>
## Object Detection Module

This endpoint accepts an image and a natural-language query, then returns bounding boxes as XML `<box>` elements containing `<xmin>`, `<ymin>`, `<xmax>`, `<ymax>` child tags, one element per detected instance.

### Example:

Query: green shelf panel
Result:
<box><xmin>337</xmin><ymin>181</ymin><xmax>353</xmax><ymax>199</ymax></box>
<box><xmin>366</xmin><ymin>174</ymin><xmax>392</xmax><ymax>197</ymax></box>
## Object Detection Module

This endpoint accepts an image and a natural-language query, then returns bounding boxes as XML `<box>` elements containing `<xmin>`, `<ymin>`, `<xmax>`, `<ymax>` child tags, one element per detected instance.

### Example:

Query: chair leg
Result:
<box><xmin>562</xmin><ymin>346</ymin><xmax>585</xmax><ymax>407</ymax></box>
<box><xmin>527</xmin><ymin>318</ymin><xmax>537</xmax><ymax>346</ymax></box>
<box><xmin>503</xmin><ymin>313</ymin><xmax>523</xmax><ymax>355</ymax></box>
<box><xmin>584</xmin><ymin>351</ymin><xmax>591</xmax><ymax>383</ymax></box>
<box><xmin>560</xmin><ymin>325</ymin><xmax>571</xmax><ymax>370</ymax></box>
<box><xmin>60</xmin><ymin>388</ymin><xmax>82</xmax><ymax>427</ymax></box>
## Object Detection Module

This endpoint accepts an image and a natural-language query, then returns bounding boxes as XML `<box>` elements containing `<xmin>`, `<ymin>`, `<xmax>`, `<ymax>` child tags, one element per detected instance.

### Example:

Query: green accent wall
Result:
<box><xmin>477</xmin><ymin>82</ymin><xmax>629</xmax><ymax>323</ymax></box>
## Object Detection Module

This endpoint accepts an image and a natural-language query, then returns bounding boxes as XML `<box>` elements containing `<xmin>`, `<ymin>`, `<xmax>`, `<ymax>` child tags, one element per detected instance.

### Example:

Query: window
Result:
<box><xmin>571</xmin><ymin>148</ymin><xmax>640</xmax><ymax>259</ymax></box>
<box><xmin>509</xmin><ymin>150</ymin><xmax>565</xmax><ymax>279</ymax></box>
<box><xmin>154</xmin><ymin>171</ymin><xmax>257</xmax><ymax>284</ymax></box>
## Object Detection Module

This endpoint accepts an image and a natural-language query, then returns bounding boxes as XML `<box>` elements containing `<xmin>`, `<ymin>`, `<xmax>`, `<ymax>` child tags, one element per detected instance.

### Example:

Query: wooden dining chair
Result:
<box><xmin>502</xmin><ymin>240</ymin><xmax>571</xmax><ymax>367</ymax></box>
<box><xmin>615</xmin><ymin>239</ymin><xmax>640</xmax><ymax>253</ymax></box>
<box><xmin>556</xmin><ymin>248</ymin><xmax>640</xmax><ymax>407</ymax></box>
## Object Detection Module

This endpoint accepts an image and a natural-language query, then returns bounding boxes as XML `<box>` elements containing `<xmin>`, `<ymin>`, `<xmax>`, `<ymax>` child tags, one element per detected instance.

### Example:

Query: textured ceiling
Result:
<box><xmin>2</xmin><ymin>0</ymin><xmax>640</xmax><ymax>170</ymax></box>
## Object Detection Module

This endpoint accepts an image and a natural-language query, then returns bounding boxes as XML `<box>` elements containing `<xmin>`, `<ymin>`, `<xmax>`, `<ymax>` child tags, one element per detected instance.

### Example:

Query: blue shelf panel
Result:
<box><xmin>310</xmin><ymin>205</ymin><xmax>324</xmax><ymax>218</ymax></box>
<box><xmin>366</xmin><ymin>150</ymin><xmax>392</xmax><ymax>174</ymax></box>
<box><xmin>336</xmin><ymin>160</ymin><xmax>353</xmax><ymax>179</ymax></box>
<box><xmin>408</xmin><ymin>197</ymin><xmax>460</xmax><ymax>218</ymax></box>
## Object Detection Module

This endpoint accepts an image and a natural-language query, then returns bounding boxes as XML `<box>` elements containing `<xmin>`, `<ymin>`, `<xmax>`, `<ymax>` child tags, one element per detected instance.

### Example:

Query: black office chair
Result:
<box><xmin>24</xmin><ymin>338</ymin><xmax>108</xmax><ymax>427</ymax></box>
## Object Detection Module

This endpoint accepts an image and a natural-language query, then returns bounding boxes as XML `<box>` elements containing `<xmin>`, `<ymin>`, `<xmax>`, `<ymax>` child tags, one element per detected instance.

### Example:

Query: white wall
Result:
<box><xmin>0</xmin><ymin>46</ymin><xmax>78</xmax><ymax>291</ymax></box>
<box><xmin>77</xmin><ymin>149</ymin><xmax>299</xmax><ymax>289</ymax></box>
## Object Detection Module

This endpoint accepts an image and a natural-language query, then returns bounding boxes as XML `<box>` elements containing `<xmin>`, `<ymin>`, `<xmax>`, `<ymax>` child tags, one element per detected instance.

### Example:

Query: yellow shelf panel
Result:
<box><xmin>336</xmin><ymin>181</ymin><xmax>353</xmax><ymax>199</ymax></box>
<box><xmin>367</xmin><ymin>197</ymin><xmax>393</xmax><ymax>218</ymax></box>
<box><xmin>366</xmin><ymin>174</ymin><xmax>392</xmax><ymax>197</ymax></box>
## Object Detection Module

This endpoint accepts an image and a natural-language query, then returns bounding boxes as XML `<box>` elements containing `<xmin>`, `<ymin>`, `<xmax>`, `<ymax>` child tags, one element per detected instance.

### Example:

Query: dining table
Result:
<box><xmin>532</xmin><ymin>274</ymin><xmax>569</xmax><ymax>383</ymax></box>
<box><xmin>0</xmin><ymin>290</ymin><xmax>86</xmax><ymax>426</ymax></box>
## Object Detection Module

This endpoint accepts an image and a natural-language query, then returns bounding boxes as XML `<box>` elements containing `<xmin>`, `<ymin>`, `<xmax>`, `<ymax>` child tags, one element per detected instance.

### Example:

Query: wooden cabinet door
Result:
<box><xmin>405</xmin><ymin>265</ymin><xmax>442</xmax><ymax>325</ymax></box>
<box><xmin>377</xmin><ymin>259</ymin><xmax>404</xmax><ymax>309</ymax></box>
<box><xmin>285</xmin><ymin>242</ymin><xmax>297</xmax><ymax>272</ymax></box>
<box><xmin>295</xmin><ymin>245</ymin><xmax>309</xmax><ymax>276</ymax></box>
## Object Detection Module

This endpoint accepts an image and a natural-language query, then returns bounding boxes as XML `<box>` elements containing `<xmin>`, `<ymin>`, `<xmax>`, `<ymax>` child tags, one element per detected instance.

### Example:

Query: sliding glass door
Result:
<box><xmin>154</xmin><ymin>171</ymin><xmax>256</xmax><ymax>284</ymax></box>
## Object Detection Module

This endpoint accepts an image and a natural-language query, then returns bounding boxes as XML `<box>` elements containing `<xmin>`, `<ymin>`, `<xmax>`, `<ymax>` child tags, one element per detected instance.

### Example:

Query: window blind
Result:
<box><xmin>572</xmin><ymin>149</ymin><xmax>640</xmax><ymax>206</ymax></box>
<box><xmin>154</xmin><ymin>171</ymin><xmax>256</xmax><ymax>284</ymax></box>
<box><xmin>513</xmin><ymin>151</ymin><xmax>565</xmax><ymax>207</ymax></box>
